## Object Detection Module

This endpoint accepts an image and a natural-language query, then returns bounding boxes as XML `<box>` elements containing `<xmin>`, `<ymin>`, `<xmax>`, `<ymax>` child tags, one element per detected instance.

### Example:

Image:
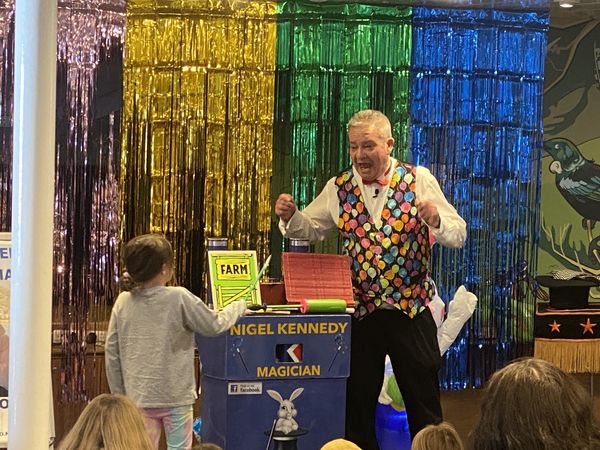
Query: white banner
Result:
<box><xmin>0</xmin><ymin>232</ymin><xmax>11</xmax><ymax>446</ymax></box>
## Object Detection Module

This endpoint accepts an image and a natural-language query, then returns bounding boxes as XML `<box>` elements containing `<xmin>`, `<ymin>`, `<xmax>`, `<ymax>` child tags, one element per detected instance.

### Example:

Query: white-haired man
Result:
<box><xmin>275</xmin><ymin>109</ymin><xmax>466</xmax><ymax>449</ymax></box>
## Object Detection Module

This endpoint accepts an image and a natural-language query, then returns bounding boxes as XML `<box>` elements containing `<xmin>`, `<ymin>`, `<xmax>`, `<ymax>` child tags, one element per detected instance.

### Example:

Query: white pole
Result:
<box><xmin>9</xmin><ymin>0</ymin><xmax>57</xmax><ymax>447</ymax></box>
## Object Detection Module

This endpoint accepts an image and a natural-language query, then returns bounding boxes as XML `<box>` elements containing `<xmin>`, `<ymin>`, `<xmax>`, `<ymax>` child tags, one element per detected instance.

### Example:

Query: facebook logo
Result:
<box><xmin>228</xmin><ymin>382</ymin><xmax>262</xmax><ymax>395</ymax></box>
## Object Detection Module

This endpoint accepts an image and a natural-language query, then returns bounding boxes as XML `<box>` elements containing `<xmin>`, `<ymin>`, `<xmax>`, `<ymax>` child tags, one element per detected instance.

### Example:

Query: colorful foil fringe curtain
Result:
<box><xmin>122</xmin><ymin>0</ymin><xmax>277</xmax><ymax>295</ymax></box>
<box><xmin>271</xmin><ymin>2</ymin><xmax>549</xmax><ymax>387</ymax></box>
<box><xmin>271</xmin><ymin>1</ymin><xmax>412</xmax><ymax>263</ymax></box>
<box><xmin>0</xmin><ymin>0</ymin><xmax>549</xmax><ymax>395</ymax></box>
<box><xmin>0</xmin><ymin>0</ymin><xmax>125</xmax><ymax>403</ymax></box>
<box><xmin>410</xmin><ymin>8</ymin><xmax>549</xmax><ymax>387</ymax></box>
<box><xmin>54</xmin><ymin>0</ymin><xmax>125</xmax><ymax>401</ymax></box>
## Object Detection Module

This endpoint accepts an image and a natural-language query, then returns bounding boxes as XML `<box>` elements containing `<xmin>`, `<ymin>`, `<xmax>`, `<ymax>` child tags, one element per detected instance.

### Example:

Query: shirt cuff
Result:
<box><xmin>429</xmin><ymin>217</ymin><xmax>446</xmax><ymax>236</ymax></box>
<box><xmin>281</xmin><ymin>210</ymin><xmax>305</xmax><ymax>234</ymax></box>
<box><xmin>278</xmin><ymin>218</ymin><xmax>288</xmax><ymax>236</ymax></box>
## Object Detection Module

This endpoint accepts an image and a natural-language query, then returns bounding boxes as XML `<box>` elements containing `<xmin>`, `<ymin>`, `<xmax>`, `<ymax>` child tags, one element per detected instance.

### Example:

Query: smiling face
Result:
<box><xmin>348</xmin><ymin>124</ymin><xmax>394</xmax><ymax>182</ymax></box>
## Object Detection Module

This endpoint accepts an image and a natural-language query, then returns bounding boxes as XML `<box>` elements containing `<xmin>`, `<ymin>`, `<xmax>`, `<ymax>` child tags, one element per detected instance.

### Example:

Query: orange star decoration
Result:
<box><xmin>548</xmin><ymin>320</ymin><xmax>561</xmax><ymax>333</ymax></box>
<box><xmin>580</xmin><ymin>318</ymin><xmax>597</xmax><ymax>335</ymax></box>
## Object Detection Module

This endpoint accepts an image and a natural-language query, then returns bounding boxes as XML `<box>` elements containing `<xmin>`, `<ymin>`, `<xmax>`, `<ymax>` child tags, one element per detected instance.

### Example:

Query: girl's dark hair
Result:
<box><xmin>470</xmin><ymin>357</ymin><xmax>600</xmax><ymax>450</ymax></box>
<box><xmin>120</xmin><ymin>234</ymin><xmax>173</xmax><ymax>289</ymax></box>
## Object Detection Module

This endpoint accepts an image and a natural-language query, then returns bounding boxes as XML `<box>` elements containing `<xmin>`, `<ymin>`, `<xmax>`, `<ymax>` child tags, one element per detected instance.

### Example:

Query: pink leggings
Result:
<box><xmin>140</xmin><ymin>404</ymin><xmax>194</xmax><ymax>450</ymax></box>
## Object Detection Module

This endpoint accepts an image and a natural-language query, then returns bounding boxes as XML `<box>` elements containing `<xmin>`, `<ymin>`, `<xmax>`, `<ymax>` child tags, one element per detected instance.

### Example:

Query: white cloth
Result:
<box><xmin>437</xmin><ymin>285</ymin><xmax>477</xmax><ymax>355</ymax></box>
<box><xmin>279</xmin><ymin>157</ymin><xmax>466</xmax><ymax>249</ymax></box>
<box><xmin>105</xmin><ymin>286</ymin><xmax>246</xmax><ymax>408</ymax></box>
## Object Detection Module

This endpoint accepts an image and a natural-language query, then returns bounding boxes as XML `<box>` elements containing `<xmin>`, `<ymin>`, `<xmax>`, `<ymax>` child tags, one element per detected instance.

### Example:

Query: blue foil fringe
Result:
<box><xmin>410</xmin><ymin>7</ymin><xmax>549</xmax><ymax>388</ymax></box>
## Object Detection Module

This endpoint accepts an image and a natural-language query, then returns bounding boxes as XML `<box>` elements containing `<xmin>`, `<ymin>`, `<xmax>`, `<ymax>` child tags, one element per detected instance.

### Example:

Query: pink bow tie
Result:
<box><xmin>362</xmin><ymin>177</ymin><xmax>388</xmax><ymax>186</ymax></box>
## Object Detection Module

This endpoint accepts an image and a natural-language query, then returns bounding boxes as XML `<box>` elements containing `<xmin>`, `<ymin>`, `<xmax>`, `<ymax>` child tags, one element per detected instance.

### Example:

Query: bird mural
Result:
<box><xmin>544</xmin><ymin>137</ymin><xmax>600</xmax><ymax>263</ymax></box>
<box><xmin>544</xmin><ymin>138</ymin><xmax>600</xmax><ymax>225</ymax></box>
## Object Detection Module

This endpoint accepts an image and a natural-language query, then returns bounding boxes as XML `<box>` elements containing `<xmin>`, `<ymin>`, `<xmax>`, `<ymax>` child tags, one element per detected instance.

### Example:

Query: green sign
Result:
<box><xmin>208</xmin><ymin>250</ymin><xmax>262</xmax><ymax>310</ymax></box>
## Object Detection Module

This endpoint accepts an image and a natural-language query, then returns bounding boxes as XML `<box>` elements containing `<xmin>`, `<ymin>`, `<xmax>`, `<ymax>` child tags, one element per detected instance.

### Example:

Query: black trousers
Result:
<box><xmin>345</xmin><ymin>308</ymin><xmax>443</xmax><ymax>450</ymax></box>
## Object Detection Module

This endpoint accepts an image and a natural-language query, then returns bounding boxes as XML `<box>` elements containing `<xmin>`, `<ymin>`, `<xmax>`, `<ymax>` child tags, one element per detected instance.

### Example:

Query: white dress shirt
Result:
<box><xmin>279</xmin><ymin>157</ymin><xmax>466</xmax><ymax>248</ymax></box>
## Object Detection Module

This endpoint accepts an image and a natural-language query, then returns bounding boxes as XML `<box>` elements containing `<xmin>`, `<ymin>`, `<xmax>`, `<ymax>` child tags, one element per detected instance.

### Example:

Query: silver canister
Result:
<box><xmin>207</xmin><ymin>237</ymin><xmax>229</xmax><ymax>307</ymax></box>
<box><xmin>288</xmin><ymin>238</ymin><xmax>310</xmax><ymax>253</ymax></box>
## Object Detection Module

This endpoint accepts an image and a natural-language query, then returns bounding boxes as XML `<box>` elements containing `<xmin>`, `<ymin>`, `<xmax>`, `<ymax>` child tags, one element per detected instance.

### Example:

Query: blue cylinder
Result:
<box><xmin>375</xmin><ymin>403</ymin><xmax>412</xmax><ymax>450</ymax></box>
<box><xmin>288</xmin><ymin>238</ymin><xmax>310</xmax><ymax>253</ymax></box>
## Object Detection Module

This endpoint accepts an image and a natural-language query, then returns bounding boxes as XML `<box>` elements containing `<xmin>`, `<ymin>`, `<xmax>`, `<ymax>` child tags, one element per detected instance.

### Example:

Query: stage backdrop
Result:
<box><xmin>539</xmin><ymin>19</ymin><xmax>600</xmax><ymax>297</ymax></box>
<box><xmin>268</xmin><ymin>3</ymin><xmax>549</xmax><ymax>387</ymax></box>
<box><xmin>271</xmin><ymin>2</ymin><xmax>413</xmax><ymax>270</ymax></box>
<box><xmin>0</xmin><ymin>0</ymin><xmax>549</xmax><ymax>394</ymax></box>
<box><xmin>53</xmin><ymin>0</ymin><xmax>125</xmax><ymax>402</ymax></box>
<box><xmin>410</xmin><ymin>7</ymin><xmax>548</xmax><ymax>387</ymax></box>
<box><xmin>122</xmin><ymin>0</ymin><xmax>277</xmax><ymax>296</ymax></box>
<box><xmin>0</xmin><ymin>0</ymin><xmax>125</xmax><ymax>405</ymax></box>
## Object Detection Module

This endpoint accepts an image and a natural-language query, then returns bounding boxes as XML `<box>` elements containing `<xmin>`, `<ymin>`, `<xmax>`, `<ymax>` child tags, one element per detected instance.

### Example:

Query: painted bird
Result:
<box><xmin>543</xmin><ymin>138</ymin><xmax>600</xmax><ymax>228</ymax></box>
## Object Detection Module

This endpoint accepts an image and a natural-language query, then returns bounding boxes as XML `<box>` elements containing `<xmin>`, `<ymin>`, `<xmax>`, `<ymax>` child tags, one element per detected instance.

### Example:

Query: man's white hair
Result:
<box><xmin>347</xmin><ymin>109</ymin><xmax>392</xmax><ymax>140</ymax></box>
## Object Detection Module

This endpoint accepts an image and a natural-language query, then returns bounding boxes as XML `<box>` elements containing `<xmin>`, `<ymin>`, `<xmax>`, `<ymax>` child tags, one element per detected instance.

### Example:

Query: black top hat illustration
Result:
<box><xmin>537</xmin><ymin>275</ymin><xmax>600</xmax><ymax>309</ymax></box>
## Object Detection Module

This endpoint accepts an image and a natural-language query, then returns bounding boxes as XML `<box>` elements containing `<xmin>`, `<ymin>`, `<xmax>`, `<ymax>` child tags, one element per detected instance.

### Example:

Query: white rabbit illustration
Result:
<box><xmin>267</xmin><ymin>388</ymin><xmax>304</xmax><ymax>434</ymax></box>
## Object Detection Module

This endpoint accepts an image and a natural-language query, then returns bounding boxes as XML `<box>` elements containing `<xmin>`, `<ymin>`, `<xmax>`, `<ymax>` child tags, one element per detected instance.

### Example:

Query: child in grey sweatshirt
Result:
<box><xmin>105</xmin><ymin>233</ymin><xmax>246</xmax><ymax>449</ymax></box>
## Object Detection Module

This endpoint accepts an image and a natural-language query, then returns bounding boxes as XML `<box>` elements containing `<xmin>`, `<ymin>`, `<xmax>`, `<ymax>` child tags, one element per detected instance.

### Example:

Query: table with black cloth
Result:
<box><xmin>534</xmin><ymin>302</ymin><xmax>600</xmax><ymax>373</ymax></box>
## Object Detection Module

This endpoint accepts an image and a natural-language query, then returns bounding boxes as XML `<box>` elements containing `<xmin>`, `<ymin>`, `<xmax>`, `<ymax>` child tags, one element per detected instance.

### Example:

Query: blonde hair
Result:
<box><xmin>58</xmin><ymin>394</ymin><xmax>153</xmax><ymax>450</ymax></box>
<box><xmin>411</xmin><ymin>422</ymin><xmax>464</xmax><ymax>450</ymax></box>
<box><xmin>347</xmin><ymin>109</ymin><xmax>392</xmax><ymax>140</ymax></box>
<box><xmin>320</xmin><ymin>438</ymin><xmax>362</xmax><ymax>449</ymax></box>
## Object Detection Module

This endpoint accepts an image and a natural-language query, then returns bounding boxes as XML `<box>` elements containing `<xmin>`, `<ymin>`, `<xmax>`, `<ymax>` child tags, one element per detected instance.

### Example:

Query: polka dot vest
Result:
<box><xmin>335</xmin><ymin>163</ymin><xmax>433</xmax><ymax>319</ymax></box>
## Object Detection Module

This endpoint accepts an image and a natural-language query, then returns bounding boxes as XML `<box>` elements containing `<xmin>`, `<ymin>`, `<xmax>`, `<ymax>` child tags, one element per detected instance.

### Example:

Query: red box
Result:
<box><xmin>281</xmin><ymin>253</ymin><xmax>354</xmax><ymax>306</ymax></box>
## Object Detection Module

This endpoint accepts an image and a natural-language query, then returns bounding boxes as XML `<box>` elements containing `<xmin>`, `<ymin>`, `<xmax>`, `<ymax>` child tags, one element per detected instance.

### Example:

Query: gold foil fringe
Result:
<box><xmin>121</xmin><ymin>1</ymin><xmax>277</xmax><ymax>295</ymax></box>
<box><xmin>534</xmin><ymin>339</ymin><xmax>600</xmax><ymax>373</ymax></box>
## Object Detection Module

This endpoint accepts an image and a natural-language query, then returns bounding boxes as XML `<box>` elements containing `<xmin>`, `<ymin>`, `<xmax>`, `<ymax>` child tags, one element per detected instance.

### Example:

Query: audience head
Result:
<box><xmin>321</xmin><ymin>438</ymin><xmax>362</xmax><ymax>449</ymax></box>
<box><xmin>411</xmin><ymin>421</ymin><xmax>464</xmax><ymax>450</ymax></box>
<box><xmin>471</xmin><ymin>357</ymin><xmax>600</xmax><ymax>450</ymax></box>
<box><xmin>58</xmin><ymin>393</ymin><xmax>153</xmax><ymax>450</ymax></box>
<box><xmin>120</xmin><ymin>233</ymin><xmax>174</xmax><ymax>290</ymax></box>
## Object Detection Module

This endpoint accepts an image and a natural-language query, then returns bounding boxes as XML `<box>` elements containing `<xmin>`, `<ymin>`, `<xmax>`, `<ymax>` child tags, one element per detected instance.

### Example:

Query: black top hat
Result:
<box><xmin>537</xmin><ymin>275</ymin><xmax>600</xmax><ymax>309</ymax></box>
